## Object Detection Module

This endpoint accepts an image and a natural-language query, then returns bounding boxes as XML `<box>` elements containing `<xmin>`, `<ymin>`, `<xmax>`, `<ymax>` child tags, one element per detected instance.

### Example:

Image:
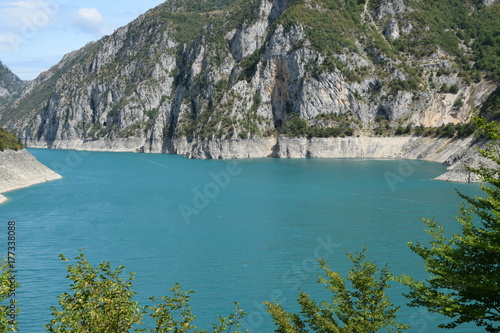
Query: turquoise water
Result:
<box><xmin>0</xmin><ymin>149</ymin><xmax>483</xmax><ymax>332</ymax></box>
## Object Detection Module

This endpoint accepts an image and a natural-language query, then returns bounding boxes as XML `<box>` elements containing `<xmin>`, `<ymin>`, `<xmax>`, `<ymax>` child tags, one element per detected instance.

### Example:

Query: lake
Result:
<box><xmin>0</xmin><ymin>148</ymin><xmax>483</xmax><ymax>332</ymax></box>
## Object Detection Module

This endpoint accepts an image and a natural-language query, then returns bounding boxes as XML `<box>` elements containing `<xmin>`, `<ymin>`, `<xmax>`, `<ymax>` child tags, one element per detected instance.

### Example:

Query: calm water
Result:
<box><xmin>0</xmin><ymin>149</ymin><xmax>483</xmax><ymax>332</ymax></box>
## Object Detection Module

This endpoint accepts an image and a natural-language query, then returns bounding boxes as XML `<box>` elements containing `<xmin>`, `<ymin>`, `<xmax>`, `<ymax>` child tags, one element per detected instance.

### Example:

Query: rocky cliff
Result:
<box><xmin>0</xmin><ymin>61</ymin><xmax>23</xmax><ymax>107</ymax></box>
<box><xmin>0</xmin><ymin>0</ymin><xmax>498</xmax><ymax>181</ymax></box>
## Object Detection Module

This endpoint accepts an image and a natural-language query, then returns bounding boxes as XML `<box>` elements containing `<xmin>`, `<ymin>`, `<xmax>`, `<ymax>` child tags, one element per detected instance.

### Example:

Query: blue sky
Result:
<box><xmin>0</xmin><ymin>0</ymin><xmax>165</xmax><ymax>80</ymax></box>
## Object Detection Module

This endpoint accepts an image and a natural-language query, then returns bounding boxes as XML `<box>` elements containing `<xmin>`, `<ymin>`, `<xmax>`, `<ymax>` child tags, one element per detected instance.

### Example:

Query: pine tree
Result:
<box><xmin>266</xmin><ymin>248</ymin><xmax>409</xmax><ymax>333</ymax></box>
<box><xmin>399</xmin><ymin>119</ymin><xmax>500</xmax><ymax>332</ymax></box>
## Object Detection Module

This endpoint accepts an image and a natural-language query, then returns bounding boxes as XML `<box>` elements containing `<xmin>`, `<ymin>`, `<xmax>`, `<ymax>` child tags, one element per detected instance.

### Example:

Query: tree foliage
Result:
<box><xmin>46</xmin><ymin>252</ymin><xmax>143</xmax><ymax>333</ymax></box>
<box><xmin>481</xmin><ymin>87</ymin><xmax>500</xmax><ymax>121</ymax></box>
<box><xmin>399</xmin><ymin>119</ymin><xmax>500</xmax><ymax>332</ymax></box>
<box><xmin>145</xmin><ymin>284</ymin><xmax>247</xmax><ymax>333</ymax></box>
<box><xmin>266</xmin><ymin>248</ymin><xmax>409</xmax><ymax>333</ymax></box>
<box><xmin>0</xmin><ymin>127</ymin><xmax>22</xmax><ymax>152</ymax></box>
<box><xmin>46</xmin><ymin>251</ymin><xmax>248</xmax><ymax>332</ymax></box>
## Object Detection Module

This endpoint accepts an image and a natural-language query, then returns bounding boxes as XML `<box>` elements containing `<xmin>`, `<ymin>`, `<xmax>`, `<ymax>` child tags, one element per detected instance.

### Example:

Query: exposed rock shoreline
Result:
<box><xmin>22</xmin><ymin>135</ymin><xmax>486</xmax><ymax>183</ymax></box>
<box><xmin>0</xmin><ymin>149</ymin><xmax>62</xmax><ymax>204</ymax></box>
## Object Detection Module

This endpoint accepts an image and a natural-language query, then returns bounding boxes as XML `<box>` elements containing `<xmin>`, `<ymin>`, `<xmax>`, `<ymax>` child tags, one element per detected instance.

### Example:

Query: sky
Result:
<box><xmin>0</xmin><ymin>0</ymin><xmax>166</xmax><ymax>80</ymax></box>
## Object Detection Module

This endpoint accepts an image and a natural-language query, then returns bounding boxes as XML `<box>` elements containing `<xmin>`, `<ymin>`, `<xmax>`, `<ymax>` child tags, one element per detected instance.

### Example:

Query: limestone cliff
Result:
<box><xmin>0</xmin><ymin>61</ymin><xmax>23</xmax><ymax>107</ymax></box>
<box><xmin>0</xmin><ymin>0</ymin><xmax>498</xmax><ymax>182</ymax></box>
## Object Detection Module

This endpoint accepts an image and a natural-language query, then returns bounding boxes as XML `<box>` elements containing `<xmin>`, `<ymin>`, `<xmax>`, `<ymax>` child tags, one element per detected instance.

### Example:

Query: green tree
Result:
<box><xmin>283</xmin><ymin>113</ymin><xmax>308</xmax><ymax>137</ymax></box>
<box><xmin>0</xmin><ymin>258</ymin><xmax>19</xmax><ymax>332</ymax></box>
<box><xmin>399</xmin><ymin>119</ymin><xmax>500</xmax><ymax>332</ymax></box>
<box><xmin>146</xmin><ymin>284</ymin><xmax>247</xmax><ymax>333</ymax></box>
<box><xmin>47</xmin><ymin>251</ymin><xmax>248</xmax><ymax>332</ymax></box>
<box><xmin>46</xmin><ymin>251</ymin><xmax>143</xmax><ymax>332</ymax></box>
<box><xmin>266</xmin><ymin>248</ymin><xmax>409</xmax><ymax>333</ymax></box>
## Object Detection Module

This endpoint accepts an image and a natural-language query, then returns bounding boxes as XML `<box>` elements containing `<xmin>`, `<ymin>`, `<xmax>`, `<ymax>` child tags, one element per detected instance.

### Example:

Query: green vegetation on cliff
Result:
<box><xmin>163</xmin><ymin>0</ymin><xmax>237</xmax><ymax>13</ymax></box>
<box><xmin>392</xmin><ymin>0</ymin><xmax>500</xmax><ymax>80</ymax></box>
<box><xmin>481</xmin><ymin>86</ymin><xmax>500</xmax><ymax>121</ymax></box>
<box><xmin>0</xmin><ymin>127</ymin><xmax>22</xmax><ymax>151</ymax></box>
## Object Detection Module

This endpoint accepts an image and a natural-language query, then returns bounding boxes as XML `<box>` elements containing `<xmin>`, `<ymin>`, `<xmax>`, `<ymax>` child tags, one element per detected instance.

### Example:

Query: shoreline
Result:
<box><xmin>20</xmin><ymin>135</ymin><xmax>486</xmax><ymax>183</ymax></box>
<box><xmin>0</xmin><ymin>149</ymin><xmax>62</xmax><ymax>204</ymax></box>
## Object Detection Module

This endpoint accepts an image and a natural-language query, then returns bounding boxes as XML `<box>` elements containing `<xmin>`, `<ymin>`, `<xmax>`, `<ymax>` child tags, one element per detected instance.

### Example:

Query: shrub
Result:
<box><xmin>0</xmin><ymin>127</ymin><xmax>23</xmax><ymax>151</ymax></box>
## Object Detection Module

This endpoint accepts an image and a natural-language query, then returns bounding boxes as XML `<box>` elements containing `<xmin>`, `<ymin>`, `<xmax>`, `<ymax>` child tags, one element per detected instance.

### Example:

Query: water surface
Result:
<box><xmin>0</xmin><ymin>149</ymin><xmax>482</xmax><ymax>332</ymax></box>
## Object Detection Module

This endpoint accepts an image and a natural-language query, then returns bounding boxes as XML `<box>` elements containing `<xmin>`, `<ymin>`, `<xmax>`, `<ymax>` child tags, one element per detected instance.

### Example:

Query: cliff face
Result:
<box><xmin>0</xmin><ymin>149</ymin><xmax>61</xmax><ymax>204</ymax></box>
<box><xmin>0</xmin><ymin>0</ymin><xmax>498</xmax><ymax>182</ymax></box>
<box><xmin>0</xmin><ymin>61</ymin><xmax>23</xmax><ymax>107</ymax></box>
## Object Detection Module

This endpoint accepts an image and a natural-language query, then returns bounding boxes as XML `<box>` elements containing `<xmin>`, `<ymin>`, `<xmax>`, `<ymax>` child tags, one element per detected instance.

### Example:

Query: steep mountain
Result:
<box><xmin>0</xmin><ymin>61</ymin><xmax>23</xmax><ymax>107</ymax></box>
<box><xmin>0</xmin><ymin>0</ymin><xmax>498</xmax><ymax>162</ymax></box>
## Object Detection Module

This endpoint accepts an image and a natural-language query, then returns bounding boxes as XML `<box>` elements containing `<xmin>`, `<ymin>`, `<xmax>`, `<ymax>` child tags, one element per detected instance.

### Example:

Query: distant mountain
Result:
<box><xmin>0</xmin><ymin>61</ymin><xmax>23</xmax><ymax>107</ymax></box>
<box><xmin>0</xmin><ymin>0</ymin><xmax>498</xmax><ymax>156</ymax></box>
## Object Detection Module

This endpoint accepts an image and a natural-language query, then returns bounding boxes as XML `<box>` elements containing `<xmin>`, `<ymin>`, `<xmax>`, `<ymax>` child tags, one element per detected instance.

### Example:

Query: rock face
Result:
<box><xmin>482</xmin><ymin>0</ymin><xmax>498</xmax><ymax>6</ymax></box>
<box><xmin>0</xmin><ymin>61</ymin><xmax>23</xmax><ymax>106</ymax></box>
<box><xmin>31</xmin><ymin>133</ymin><xmax>482</xmax><ymax>182</ymax></box>
<box><xmin>0</xmin><ymin>149</ymin><xmax>61</xmax><ymax>203</ymax></box>
<box><xmin>0</xmin><ymin>0</ymin><xmax>498</xmax><ymax>182</ymax></box>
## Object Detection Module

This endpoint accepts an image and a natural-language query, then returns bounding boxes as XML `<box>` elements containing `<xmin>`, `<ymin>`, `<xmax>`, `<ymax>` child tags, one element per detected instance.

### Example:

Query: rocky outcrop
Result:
<box><xmin>0</xmin><ymin>149</ymin><xmax>61</xmax><ymax>203</ymax></box>
<box><xmin>0</xmin><ymin>61</ymin><xmax>23</xmax><ymax>106</ymax></box>
<box><xmin>271</xmin><ymin>136</ymin><xmax>486</xmax><ymax>182</ymax></box>
<box><xmin>482</xmin><ymin>0</ymin><xmax>499</xmax><ymax>6</ymax></box>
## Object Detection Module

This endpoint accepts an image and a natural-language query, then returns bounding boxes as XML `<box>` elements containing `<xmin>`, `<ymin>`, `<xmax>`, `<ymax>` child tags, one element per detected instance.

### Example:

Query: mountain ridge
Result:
<box><xmin>0</xmin><ymin>61</ymin><xmax>24</xmax><ymax>107</ymax></box>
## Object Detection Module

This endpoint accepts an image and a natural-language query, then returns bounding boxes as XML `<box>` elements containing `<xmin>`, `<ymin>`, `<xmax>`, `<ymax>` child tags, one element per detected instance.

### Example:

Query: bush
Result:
<box><xmin>0</xmin><ymin>127</ymin><xmax>23</xmax><ymax>151</ymax></box>
<box><xmin>283</xmin><ymin>114</ymin><xmax>308</xmax><ymax>137</ymax></box>
<box><xmin>481</xmin><ymin>87</ymin><xmax>500</xmax><ymax>121</ymax></box>
<box><xmin>413</xmin><ymin>125</ymin><xmax>425</xmax><ymax>136</ymax></box>
<box><xmin>436</xmin><ymin>123</ymin><xmax>457</xmax><ymax>138</ymax></box>
<box><xmin>454</xmin><ymin>98</ymin><xmax>464</xmax><ymax>108</ymax></box>
<box><xmin>449</xmin><ymin>85</ymin><xmax>460</xmax><ymax>94</ymax></box>
<box><xmin>456</xmin><ymin>123</ymin><xmax>476</xmax><ymax>137</ymax></box>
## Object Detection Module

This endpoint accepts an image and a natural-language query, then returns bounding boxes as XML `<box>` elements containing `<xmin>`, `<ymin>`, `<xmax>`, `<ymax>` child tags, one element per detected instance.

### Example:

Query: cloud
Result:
<box><xmin>72</xmin><ymin>7</ymin><xmax>108</xmax><ymax>36</ymax></box>
<box><xmin>0</xmin><ymin>0</ymin><xmax>61</xmax><ymax>53</ymax></box>
<box><xmin>0</xmin><ymin>1</ymin><xmax>58</xmax><ymax>28</ymax></box>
